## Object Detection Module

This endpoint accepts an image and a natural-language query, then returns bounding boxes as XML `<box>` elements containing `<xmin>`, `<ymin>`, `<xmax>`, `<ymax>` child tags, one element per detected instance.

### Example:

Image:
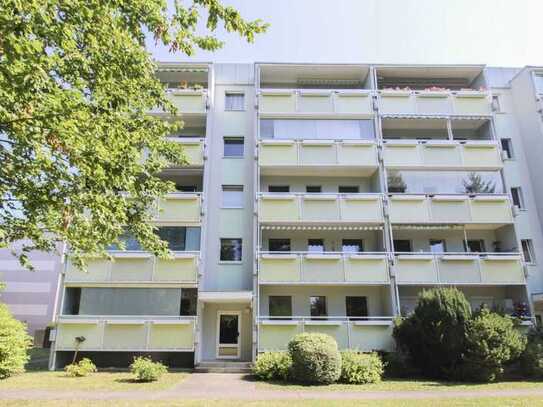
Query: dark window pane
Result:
<box><xmin>346</xmin><ymin>296</ymin><xmax>368</xmax><ymax>320</ymax></box>
<box><xmin>224</xmin><ymin>138</ymin><xmax>244</xmax><ymax>157</ymax></box>
<box><xmin>220</xmin><ymin>239</ymin><xmax>242</xmax><ymax>261</ymax></box>
<box><xmin>342</xmin><ymin>239</ymin><xmax>363</xmax><ymax>253</ymax></box>
<box><xmin>269</xmin><ymin>296</ymin><xmax>292</xmax><ymax>317</ymax></box>
<box><xmin>269</xmin><ymin>239</ymin><xmax>291</xmax><ymax>252</ymax></box>
<box><xmin>219</xmin><ymin>314</ymin><xmax>239</xmax><ymax>344</ymax></box>
<box><xmin>268</xmin><ymin>185</ymin><xmax>290</xmax><ymax>193</ymax></box>
<box><xmin>394</xmin><ymin>240</ymin><xmax>412</xmax><ymax>252</ymax></box>
<box><xmin>63</xmin><ymin>288</ymin><xmax>81</xmax><ymax>315</ymax></box>
<box><xmin>339</xmin><ymin>186</ymin><xmax>359</xmax><ymax>193</ymax></box>
<box><xmin>308</xmin><ymin>239</ymin><xmax>325</xmax><ymax>252</ymax></box>
<box><xmin>180</xmin><ymin>288</ymin><xmax>197</xmax><ymax>316</ymax></box>
<box><xmin>108</xmin><ymin>230</ymin><xmax>141</xmax><ymax>251</ymax></box>
<box><xmin>306</xmin><ymin>186</ymin><xmax>322</xmax><ymax>193</ymax></box>
<box><xmin>465</xmin><ymin>240</ymin><xmax>486</xmax><ymax>253</ymax></box>
<box><xmin>310</xmin><ymin>296</ymin><xmax>327</xmax><ymax>318</ymax></box>
<box><xmin>156</xmin><ymin>227</ymin><xmax>186</xmax><ymax>251</ymax></box>
<box><xmin>176</xmin><ymin>185</ymin><xmax>197</xmax><ymax>192</ymax></box>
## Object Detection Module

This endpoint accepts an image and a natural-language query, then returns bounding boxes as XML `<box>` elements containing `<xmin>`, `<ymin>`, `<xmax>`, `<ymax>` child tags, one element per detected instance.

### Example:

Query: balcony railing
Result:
<box><xmin>258</xmin><ymin>316</ymin><xmax>394</xmax><ymax>352</ymax></box>
<box><xmin>153</xmin><ymin>192</ymin><xmax>202</xmax><ymax>224</ymax></box>
<box><xmin>258</xmin><ymin>193</ymin><xmax>384</xmax><ymax>224</ymax></box>
<box><xmin>65</xmin><ymin>251</ymin><xmax>199</xmax><ymax>284</ymax></box>
<box><xmin>258</xmin><ymin>252</ymin><xmax>389</xmax><ymax>284</ymax></box>
<box><xmin>167</xmin><ymin>138</ymin><xmax>205</xmax><ymax>167</ymax></box>
<box><xmin>378</xmin><ymin>90</ymin><xmax>492</xmax><ymax>116</ymax></box>
<box><xmin>258</xmin><ymin>89</ymin><xmax>373</xmax><ymax>117</ymax></box>
<box><xmin>150</xmin><ymin>90</ymin><xmax>208</xmax><ymax>115</ymax></box>
<box><xmin>55</xmin><ymin>316</ymin><xmax>196</xmax><ymax>351</ymax></box>
<box><xmin>382</xmin><ymin>140</ymin><xmax>502</xmax><ymax>170</ymax></box>
<box><xmin>393</xmin><ymin>252</ymin><xmax>525</xmax><ymax>285</ymax></box>
<box><xmin>388</xmin><ymin>194</ymin><xmax>513</xmax><ymax>225</ymax></box>
<box><xmin>258</xmin><ymin>139</ymin><xmax>378</xmax><ymax>170</ymax></box>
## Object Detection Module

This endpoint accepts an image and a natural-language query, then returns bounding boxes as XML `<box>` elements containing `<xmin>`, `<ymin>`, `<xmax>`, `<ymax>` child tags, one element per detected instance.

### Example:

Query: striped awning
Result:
<box><xmin>392</xmin><ymin>224</ymin><xmax>464</xmax><ymax>230</ymax></box>
<box><xmin>261</xmin><ymin>225</ymin><xmax>383</xmax><ymax>231</ymax></box>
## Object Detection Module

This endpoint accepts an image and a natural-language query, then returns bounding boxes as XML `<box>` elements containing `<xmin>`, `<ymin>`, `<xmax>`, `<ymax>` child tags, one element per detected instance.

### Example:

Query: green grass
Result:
<box><xmin>256</xmin><ymin>378</ymin><xmax>543</xmax><ymax>392</ymax></box>
<box><xmin>0</xmin><ymin>371</ymin><xmax>187</xmax><ymax>391</ymax></box>
<box><xmin>2</xmin><ymin>399</ymin><xmax>543</xmax><ymax>407</ymax></box>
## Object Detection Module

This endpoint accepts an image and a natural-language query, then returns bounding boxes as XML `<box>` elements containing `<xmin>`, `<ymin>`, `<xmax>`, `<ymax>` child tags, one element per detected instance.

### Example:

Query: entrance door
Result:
<box><xmin>216</xmin><ymin>311</ymin><xmax>241</xmax><ymax>359</ymax></box>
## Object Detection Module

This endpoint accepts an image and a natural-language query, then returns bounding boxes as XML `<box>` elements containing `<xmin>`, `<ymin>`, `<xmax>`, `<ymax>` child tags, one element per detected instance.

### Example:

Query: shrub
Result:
<box><xmin>64</xmin><ymin>358</ymin><xmax>97</xmax><ymax>377</ymax></box>
<box><xmin>520</xmin><ymin>326</ymin><xmax>543</xmax><ymax>378</ymax></box>
<box><xmin>393</xmin><ymin>287</ymin><xmax>472</xmax><ymax>379</ymax></box>
<box><xmin>288</xmin><ymin>333</ymin><xmax>341</xmax><ymax>384</ymax></box>
<box><xmin>0</xmin><ymin>303</ymin><xmax>33</xmax><ymax>379</ymax></box>
<box><xmin>340</xmin><ymin>351</ymin><xmax>383</xmax><ymax>384</ymax></box>
<box><xmin>253</xmin><ymin>352</ymin><xmax>292</xmax><ymax>381</ymax></box>
<box><xmin>130</xmin><ymin>357</ymin><xmax>167</xmax><ymax>382</ymax></box>
<box><xmin>380</xmin><ymin>351</ymin><xmax>420</xmax><ymax>379</ymax></box>
<box><xmin>460</xmin><ymin>309</ymin><xmax>526</xmax><ymax>382</ymax></box>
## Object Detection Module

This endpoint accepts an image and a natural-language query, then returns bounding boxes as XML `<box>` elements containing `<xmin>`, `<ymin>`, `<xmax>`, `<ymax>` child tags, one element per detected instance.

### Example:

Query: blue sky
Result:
<box><xmin>149</xmin><ymin>0</ymin><xmax>543</xmax><ymax>67</ymax></box>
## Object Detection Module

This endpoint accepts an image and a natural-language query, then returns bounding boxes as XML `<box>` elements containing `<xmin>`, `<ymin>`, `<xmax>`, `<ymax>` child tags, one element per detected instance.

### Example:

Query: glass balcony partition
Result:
<box><xmin>260</xmin><ymin>119</ymin><xmax>375</xmax><ymax>140</ymax></box>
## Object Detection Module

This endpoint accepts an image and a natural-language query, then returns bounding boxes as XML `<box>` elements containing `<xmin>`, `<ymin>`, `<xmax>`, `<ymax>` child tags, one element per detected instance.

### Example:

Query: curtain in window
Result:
<box><xmin>225</xmin><ymin>94</ymin><xmax>244</xmax><ymax>110</ymax></box>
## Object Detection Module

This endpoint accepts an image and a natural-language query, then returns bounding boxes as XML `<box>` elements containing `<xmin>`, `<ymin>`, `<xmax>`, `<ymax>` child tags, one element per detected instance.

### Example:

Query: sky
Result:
<box><xmin>149</xmin><ymin>0</ymin><xmax>543</xmax><ymax>67</ymax></box>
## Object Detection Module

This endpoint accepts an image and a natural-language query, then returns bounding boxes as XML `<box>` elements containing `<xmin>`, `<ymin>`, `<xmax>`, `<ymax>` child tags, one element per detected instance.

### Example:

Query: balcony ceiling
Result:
<box><xmin>260</xmin><ymin>65</ymin><xmax>370</xmax><ymax>87</ymax></box>
<box><xmin>376</xmin><ymin>66</ymin><xmax>484</xmax><ymax>83</ymax></box>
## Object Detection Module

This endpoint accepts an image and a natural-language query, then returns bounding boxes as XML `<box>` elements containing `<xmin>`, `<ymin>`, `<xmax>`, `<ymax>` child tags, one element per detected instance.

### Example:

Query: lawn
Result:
<box><xmin>256</xmin><ymin>378</ymin><xmax>543</xmax><ymax>392</ymax></box>
<box><xmin>1</xmin><ymin>399</ymin><xmax>543</xmax><ymax>407</ymax></box>
<box><xmin>0</xmin><ymin>371</ymin><xmax>187</xmax><ymax>391</ymax></box>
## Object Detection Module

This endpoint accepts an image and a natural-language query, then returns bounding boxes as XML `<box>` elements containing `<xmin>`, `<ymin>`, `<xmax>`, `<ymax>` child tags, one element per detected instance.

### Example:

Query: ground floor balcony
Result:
<box><xmin>258</xmin><ymin>193</ymin><xmax>384</xmax><ymax>224</ymax></box>
<box><xmin>65</xmin><ymin>252</ymin><xmax>199</xmax><ymax>284</ymax></box>
<box><xmin>55</xmin><ymin>316</ymin><xmax>196</xmax><ymax>352</ymax></box>
<box><xmin>388</xmin><ymin>194</ymin><xmax>513</xmax><ymax>226</ymax></box>
<box><xmin>257</xmin><ymin>317</ymin><xmax>394</xmax><ymax>352</ymax></box>
<box><xmin>258</xmin><ymin>139</ymin><xmax>378</xmax><ymax>176</ymax></box>
<box><xmin>383</xmin><ymin>140</ymin><xmax>502</xmax><ymax>171</ymax></box>
<box><xmin>258</xmin><ymin>252</ymin><xmax>389</xmax><ymax>284</ymax></box>
<box><xmin>393</xmin><ymin>252</ymin><xmax>525</xmax><ymax>285</ymax></box>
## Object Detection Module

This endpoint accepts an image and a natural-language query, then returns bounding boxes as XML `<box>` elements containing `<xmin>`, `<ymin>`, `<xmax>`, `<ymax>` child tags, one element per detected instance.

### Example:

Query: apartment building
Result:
<box><xmin>48</xmin><ymin>62</ymin><xmax>543</xmax><ymax>369</ymax></box>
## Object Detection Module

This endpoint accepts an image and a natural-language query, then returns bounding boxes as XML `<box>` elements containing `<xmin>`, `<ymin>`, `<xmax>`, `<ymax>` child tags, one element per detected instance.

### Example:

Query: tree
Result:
<box><xmin>462</xmin><ymin>172</ymin><xmax>496</xmax><ymax>194</ymax></box>
<box><xmin>393</xmin><ymin>287</ymin><xmax>472</xmax><ymax>379</ymax></box>
<box><xmin>0</xmin><ymin>1</ymin><xmax>268</xmax><ymax>269</ymax></box>
<box><xmin>0</xmin><ymin>302</ymin><xmax>33</xmax><ymax>378</ymax></box>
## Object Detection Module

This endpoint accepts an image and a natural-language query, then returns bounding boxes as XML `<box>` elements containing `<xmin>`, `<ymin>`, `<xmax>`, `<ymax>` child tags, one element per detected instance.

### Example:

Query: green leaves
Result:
<box><xmin>0</xmin><ymin>0</ymin><xmax>267</xmax><ymax>269</ymax></box>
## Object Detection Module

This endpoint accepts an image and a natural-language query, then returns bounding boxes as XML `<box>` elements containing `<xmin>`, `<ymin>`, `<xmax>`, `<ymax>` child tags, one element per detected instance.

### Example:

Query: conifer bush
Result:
<box><xmin>520</xmin><ymin>326</ymin><xmax>543</xmax><ymax>378</ymax></box>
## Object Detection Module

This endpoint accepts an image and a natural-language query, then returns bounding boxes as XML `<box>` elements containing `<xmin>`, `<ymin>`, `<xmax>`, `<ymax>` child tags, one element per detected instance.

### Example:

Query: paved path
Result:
<box><xmin>2</xmin><ymin>374</ymin><xmax>543</xmax><ymax>401</ymax></box>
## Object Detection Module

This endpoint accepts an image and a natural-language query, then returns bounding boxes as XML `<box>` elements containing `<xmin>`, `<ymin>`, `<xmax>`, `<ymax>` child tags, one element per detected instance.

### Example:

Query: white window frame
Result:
<box><xmin>221</xmin><ymin>185</ymin><xmax>244</xmax><ymax>209</ymax></box>
<box><xmin>225</xmin><ymin>92</ymin><xmax>245</xmax><ymax>111</ymax></box>
<box><xmin>500</xmin><ymin>138</ymin><xmax>514</xmax><ymax>160</ymax></box>
<box><xmin>216</xmin><ymin>310</ymin><xmax>241</xmax><ymax>359</ymax></box>
<box><xmin>521</xmin><ymin>239</ymin><xmax>536</xmax><ymax>264</ymax></box>
<box><xmin>511</xmin><ymin>187</ymin><xmax>525</xmax><ymax>210</ymax></box>
<box><xmin>223</xmin><ymin>137</ymin><xmax>244</xmax><ymax>158</ymax></box>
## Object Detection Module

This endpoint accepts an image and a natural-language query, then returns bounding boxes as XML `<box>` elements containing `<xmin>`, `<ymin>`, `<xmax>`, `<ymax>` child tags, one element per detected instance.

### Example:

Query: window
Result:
<box><xmin>225</xmin><ymin>92</ymin><xmax>244</xmax><ymax>111</ymax></box>
<box><xmin>268</xmin><ymin>185</ymin><xmax>290</xmax><ymax>193</ymax></box>
<box><xmin>346</xmin><ymin>296</ymin><xmax>368</xmax><ymax>320</ymax></box>
<box><xmin>155</xmin><ymin>227</ymin><xmax>201</xmax><ymax>251</ymax></box>
<box><xmin>534</xmin><ymin>74</ymin><xmax>543</xmax><ymax>94</ymax></box>
<box><xmin>394</xmin><ymin>240</ymin><xmax>412</xmax><ymax>252</ymax></box>
<box><xmin>108</xmin><ymin>230</ymin><xmax>141</xmax><ymax>251</ymax></box>
<box><xmin>306</xmin><ymin>185</ymin><xmax>322</xmax><ymax>193</ymax></box>
<box><xmin>176</xmin><ymin>185</ymin><xmax>197</xmax><ymax>192</ymax></box>
<box><xmin>308</xmin><ymin>239</ymin><xmax>325</xmax><ymax>252</ymax></box>
<box><xmin>501</xmin><ymin>139</ymin><xmax>514</xmax><ymax>159</ymax></box>
<box><xmin>339</xmin><ymin>186</ymin><xmax>359</xmax><ymax>193</ymax></box>
<box><xmin>269</xmin><ymin>239</ymin><xmax>291</xmax><ymax>252</ymax></box>
<box><xmin>464</xmin><ymin>239</ymin><xmax>486</xmax><ymax>253</ymax></box>
<box><xmin>511</xmin><ymin>187</ymin><xmax>525</xmax><ymax>209</ymax></box>
<box><xmin>63</xmin><ymin>288</ymin><xmax>81</xmax><ymax>315</ymax></box>
<box><xmin>180</xmin><ymin>289</ymin><xmax>197</xmax><ymax>316</ymax></box>
<box><xmin>220</xmin><ymin>238</ymin><xmax>242</xmax><ymax>261</ymax></box>
<box><xmin>259</xmin><ymin>119</ymin><xmax>375</xmax><ymax>140</ymax></box>
<box><xmin>491</xmin><ymin>95</ymin><xmax>501</xmax><ymax>112</ymax></box>
<box><xmin>342</xmin><ymin>239</ymin><xmax>363</xmax><ymax>253</ymax></box>
<box><xmin>269</xmin><ymin>296</ymin><xmax>292</xmax><ymax>318</ymax></box>
<box><xmin>522</xmin><ymin>239</ymin><xmax>536</xmax><ymax>264</ymax></box>
<box><xmin>429</xmin><ymin>239</ymin><xmax>446</xmax><ymax>253</ymax></box>
<box><xmin>310</xmin><ymin>296</ymin><xmax>327</xmax><ymax>318</ymax></box>
<box><xmin>224</xmin><ymin>137</ymin><xmax>244</xmax><ymax>157</ymax></box>
<box><xmin>222</xmin><ymin>185</ymin><xmax>244</xmax><ymax>208</ymax></box>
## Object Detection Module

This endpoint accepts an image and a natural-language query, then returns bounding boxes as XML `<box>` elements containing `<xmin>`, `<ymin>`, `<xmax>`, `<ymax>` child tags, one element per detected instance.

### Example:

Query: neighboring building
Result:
<box><xmin>49</xmin><ymin>62</ymin><xmax>543</xmax><ymax>369</ymax></box>
<box><xmin>0</xmin><ymin>242</ymin><xmax>62</xmax><ymax>345</ymax></box>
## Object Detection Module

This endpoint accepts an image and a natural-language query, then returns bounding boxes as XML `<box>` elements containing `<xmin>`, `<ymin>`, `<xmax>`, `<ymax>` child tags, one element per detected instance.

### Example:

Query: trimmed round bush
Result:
<box><xmin>461</xmin><ymin>309</ymin><xmax>526</xmax><ymax>382</ymax></box>
<box><xmin>65</xmin><ymin>358</ymin><xmax>97</xmax><ymax>377</ymax></box>
<box><xmin>287</xmin><ymin>333</ymin><xmax>341</xmax><ymax>384</ymax></box>
<box><xmin>130</xmin><ymin>357</ymin><xmax>167</xmax><ymax>382</ymax></box>
<box><xmin>520</xmin><ymin>326</ymin><xmax>543</xmax><ymax>378</ymax></box>
<box><xmin>340</xmin><ymin>351</ymin><xmax>383</xmax><ymax>384</ymax></box>
<box><xmin>253</xmin><ymin>352</ymin><xmax>292</xmax><ymax>381</ymax></box>
<box><xmin>0</xmin><ymin>303</ymin><xmax>33</xmax><ymax>379</ymax></box>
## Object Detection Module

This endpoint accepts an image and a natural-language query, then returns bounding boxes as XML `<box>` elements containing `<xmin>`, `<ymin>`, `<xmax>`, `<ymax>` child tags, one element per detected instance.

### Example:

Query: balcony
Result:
<box><xmin>65</xmin><ymin>252</ymin><xmax>199</xmax><ymax>284</ymax></box>
<box><xmin>258</xmin><ymin>252</ymin><xmax>389</xmax><ymax>284</ymax></box>
<box><xmin>394</xmin><ymin>253</ymin><xmax>525</xmax><ymax>285</ymax></box>
<box><xmin>378</xmin><ymin>90</ymin><xmax>491</xmax><ymax>116</ymax></box>
<box><xmin>382</xmin><ymin>140</ymin><xmax>502</xmax><ymax>170</ymax></box>
<box><xmin>55</xmin><ymin>316</ymin><xmax>195</xmax><ymax>351</ymax></box>
<box><xmin>258</xmin><ymin>193</ymin><xmax>384</xmax><ymax>224</ymax></box>
<box><xmin>150</xmin><ymin>90</ymin><xmax>207</xmax><ymax>116</ymax></box>
<box><xmin>258</xmin><ymin>317</ymin><xmax>394</xmax><ymax>352</ymax></box>
<box><xmin>258</xmin><ymin>140</ymin><xmax>378</xmax><ymax>176</ymax></box>
<box><xmin>259</xmin><ymin>90</ymin><xmax>373</xmax><ymax>118</ymax></box>
<box><xmin>388</xmin><ymin>194</ymin><xmax>513</xmax><ymax>226</ymax></box>
<box><xmin>167</xmin><ymin>138</ymin><xmax>205</xmax><ymax>167</ymax></box>
<box><xmin>153</xmin><ymin>193</ymin><xmax>202</xmax><ymax>224</ymax></box>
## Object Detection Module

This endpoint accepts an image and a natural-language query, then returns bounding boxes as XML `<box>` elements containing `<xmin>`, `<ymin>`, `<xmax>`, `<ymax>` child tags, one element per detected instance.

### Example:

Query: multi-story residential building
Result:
<box><xmin>48</xmin><ymin>62</ymin><xmax>543</xmax><ymax>370</ymax></box>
